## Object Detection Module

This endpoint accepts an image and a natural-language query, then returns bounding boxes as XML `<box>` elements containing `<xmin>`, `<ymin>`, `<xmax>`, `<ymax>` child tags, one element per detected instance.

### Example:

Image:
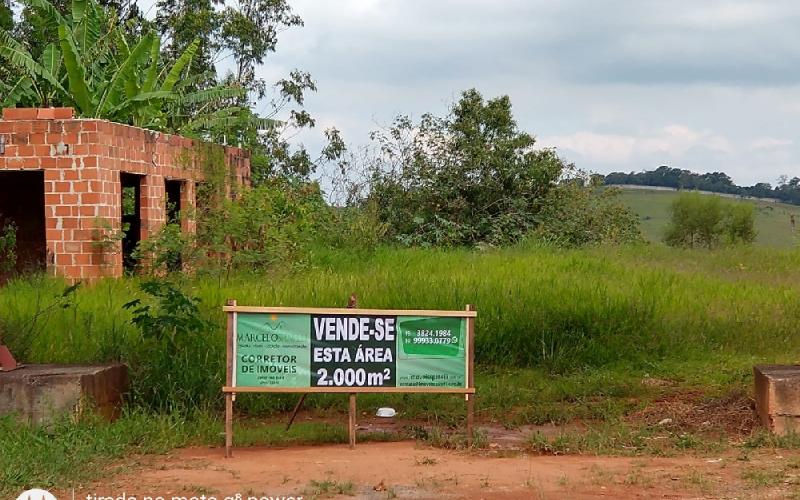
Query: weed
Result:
<box><xmin>683</xmin><ymin>470</ymin><xmax>712</xmax><ymax>493</ymax></box>
<box><xmin>421</xmin><ymin>426</ymin><xmax>487</xmax><ymax>450</ymax></box>
<box><xmin>304</xmin><ymin>478</ymin><xmax>355</xmax><ymax>498</ymax></box>
<box><xmin>415</xmin><ymin>456</ymin><xmax>438</xmax><ymax>466</ymax></box>
<box><xmin>588</xmin><ymin>465</ymin><xmax>615</xmax><ymax>486</ymax></box>
<box><xmin>623</xmin><ymin>469</ymin><xmax>653</xmax><ymax>488</ymax></box>
<box><xmin>741</xmin><ymin>468</ymin><xmax>785</xmax><ymax>488</ymax></box>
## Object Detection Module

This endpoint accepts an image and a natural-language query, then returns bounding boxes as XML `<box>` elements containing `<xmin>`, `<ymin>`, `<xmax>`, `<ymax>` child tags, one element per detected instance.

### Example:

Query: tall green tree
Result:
<box><xmin>0</xmin><ymin>0</ymin><xmax>244</xmax><ymax>131</ymax></box>
<box><xmin>361</xmin><ymin>89</ymin><xmax>566</xmax><ymax>246</ymax></box>
<box><xmin>0</xmin><ymin>0</ymin><xmax>15</xmax><ymax>93</ymax></box>
<box><xmin>220</xmin><ymin>0</ymin><xmax>302</xmax><ymax>95</ymax></box>
<box><xmin>0</xmin><ymin>1</ymin><xmax>13</xmax><ymax>31</ymax></box>
<box><xmin>152</xmin><ymin>0</ymin><xmax>341</xmax><ymax>183</ymax></box>
<box><xmin>155</xmin><ymin>0</ymin><xmax>221</xmax><ymax>89</ymax></box>
<box><xmin>13</xmin><ymin>0</ymin><xmax>148</xmax><ymax>60</ymax></box>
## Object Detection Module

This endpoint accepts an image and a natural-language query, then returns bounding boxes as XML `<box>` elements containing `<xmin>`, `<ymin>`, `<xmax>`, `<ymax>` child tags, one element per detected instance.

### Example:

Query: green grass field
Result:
<box><xmin>3</xmin><ymin>243</ymin><xmax>800</xmax><ymax>493</ymax></box>
<box><xmin>616</xmin><ymin>187</ymin><xmax>800</xmax><ymax>247</ymax></box>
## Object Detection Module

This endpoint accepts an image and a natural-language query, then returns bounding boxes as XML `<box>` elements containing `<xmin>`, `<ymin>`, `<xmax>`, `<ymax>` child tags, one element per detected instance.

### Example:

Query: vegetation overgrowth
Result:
<box><xmin>3</xmin><ymin>243</ymin><xmax>800</xmax><ymax>493</ymax></box>
<box><xmin>1</xmin><ymin>2</ymin><xmax>798</xmax><ymax>497</ymax></box>
<box><xmin>3</xmin><ymin>244</ymin><xmax>800</xmax><ymax>411</ymax></box>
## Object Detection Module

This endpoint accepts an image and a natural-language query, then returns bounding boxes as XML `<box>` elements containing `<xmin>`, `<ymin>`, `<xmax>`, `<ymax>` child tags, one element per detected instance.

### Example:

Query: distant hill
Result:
<box><xmin>614</xmin><ymin>186</ymin><xmax>800</xmax><ymax>247</ymax></box>
<box><xmin>604</xmin><ymin>166</ymin><xmax>800</xmax><ymax>206</ymax></box>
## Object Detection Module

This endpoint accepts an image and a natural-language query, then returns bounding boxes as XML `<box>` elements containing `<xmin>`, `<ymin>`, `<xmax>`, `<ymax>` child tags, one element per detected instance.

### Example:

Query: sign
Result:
<box><xmin>233</xmin><ymin>310</ymin><xmax>469</xmax><ymax>390</ymax></box>
<box><xmin>222</xmin><ymin>304</ymin><xmax>476</xmax><ymax>457</ymax></box>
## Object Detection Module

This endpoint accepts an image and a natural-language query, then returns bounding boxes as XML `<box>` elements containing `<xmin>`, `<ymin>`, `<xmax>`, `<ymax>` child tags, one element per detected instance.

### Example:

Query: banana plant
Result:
<box><xmin>0</xmin><ymin>0</ymin><xmax>247</xmax><ymax>132</ymax></box>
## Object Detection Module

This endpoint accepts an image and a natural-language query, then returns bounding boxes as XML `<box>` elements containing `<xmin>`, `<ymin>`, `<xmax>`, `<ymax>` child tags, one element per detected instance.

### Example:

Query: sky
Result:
<box><xmin>138</xmin><ymin>0</ymin><xmax>800</xmax><ymax>186</ymax></box>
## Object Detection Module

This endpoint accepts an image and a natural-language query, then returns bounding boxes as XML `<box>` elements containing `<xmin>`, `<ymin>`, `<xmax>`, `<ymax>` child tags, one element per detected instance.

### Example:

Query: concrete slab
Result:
<box><xmin>754</xmin><ymin>365</ymin><xmax>800</xmax><ymax>435</ymax></box>
<box><xmin>0</xmin><ymin>364</ymin><xmax>128</xmax><ymax>424</ymax></box>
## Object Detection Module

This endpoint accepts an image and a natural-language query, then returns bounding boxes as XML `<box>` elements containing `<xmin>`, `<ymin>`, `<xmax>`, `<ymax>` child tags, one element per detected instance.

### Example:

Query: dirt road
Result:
<box><xmin>63</xmin><ymin>441</ymin><xmax>799</xmax><ymax>499</ymax></box>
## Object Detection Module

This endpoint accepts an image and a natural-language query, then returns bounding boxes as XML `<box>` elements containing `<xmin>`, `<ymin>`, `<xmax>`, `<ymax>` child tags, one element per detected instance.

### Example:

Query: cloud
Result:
<box><xmin>130</xmin><ymin>0</ymin><xmax>800</xmax><ymax>186</ymax></box>
<box><xmin>750</xmin><ymin>137</ymin><xmax>793</xmax><ymax>150</ymax></box>
<box><xmin>539</xmin><ymin>126</ymin><xmax>733</xmax><ymax>165</ymax></box>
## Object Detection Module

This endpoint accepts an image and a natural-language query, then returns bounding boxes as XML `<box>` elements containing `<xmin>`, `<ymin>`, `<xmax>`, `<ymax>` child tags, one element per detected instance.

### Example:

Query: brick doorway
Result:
<box><xmin>0</xmin><ymin>171</ymin><xmax>46</xmax><ymax>277</ymax></box>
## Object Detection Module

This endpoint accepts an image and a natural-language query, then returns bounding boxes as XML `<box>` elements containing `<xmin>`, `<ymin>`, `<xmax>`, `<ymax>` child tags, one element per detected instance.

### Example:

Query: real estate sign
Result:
<box><xmin>221</xmin><ymin>304</ymin><xmax>476</xmax><ymax>456</ymax></box>
<box><xmin>232</xmin><ymin>310</ymin><xmax>470</xmax><ymax>390</ymax></box>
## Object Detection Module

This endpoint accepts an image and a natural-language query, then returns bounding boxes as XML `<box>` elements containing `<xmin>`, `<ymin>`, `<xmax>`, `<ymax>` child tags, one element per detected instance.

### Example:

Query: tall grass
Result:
<box><xmin>1</xmin><ymin>244</ymin><xmax>799</xmax><ymax>413</ymax></box>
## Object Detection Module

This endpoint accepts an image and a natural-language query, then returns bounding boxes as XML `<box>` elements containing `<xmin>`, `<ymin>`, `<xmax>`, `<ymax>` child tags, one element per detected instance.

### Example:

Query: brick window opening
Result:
<box><xmin>120</xmin><ymin>173</ymin><xmax>142</xmax><ymax>273</ymax></box>
<box><xmin>0</xmin><ymin>171</ymin><xmax>46</xmax><ymax>278</ymax></box>
<box><xmin>164</xmin><ymin>179</ymin><xmax>184</xmax><ymax>271</ymax></box>
<box><xmin>165</xmin><ymin>179</ymin><xmax>182</xmax><ymax>225</ymax></box>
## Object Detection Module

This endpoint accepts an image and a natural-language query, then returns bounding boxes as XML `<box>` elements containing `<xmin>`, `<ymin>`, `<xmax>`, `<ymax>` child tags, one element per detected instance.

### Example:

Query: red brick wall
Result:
<box><xmin>0</xmin><ymin>107</ymin><xmax>251</xmax><ymax>281</ymax></box>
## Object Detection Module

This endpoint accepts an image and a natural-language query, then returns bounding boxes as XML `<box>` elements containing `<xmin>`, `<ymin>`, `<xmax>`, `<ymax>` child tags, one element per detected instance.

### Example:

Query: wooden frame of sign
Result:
<box><xmin>222</xmin><ymin>300</ymin><xmax>477</xmax><ymax>457</ymax></box>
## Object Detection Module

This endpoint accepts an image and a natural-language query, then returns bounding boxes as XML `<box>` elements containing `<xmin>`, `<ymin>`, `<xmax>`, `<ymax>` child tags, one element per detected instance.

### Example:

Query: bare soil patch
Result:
<box><xmin>64</xmin><ymin>440</ymin><xmax>800</xmax><ymax>500</ymax></box>
<box><xmin>627</xmin><ymin>389</ymin><xmax>758</xmax><ymax>436</ymax></box>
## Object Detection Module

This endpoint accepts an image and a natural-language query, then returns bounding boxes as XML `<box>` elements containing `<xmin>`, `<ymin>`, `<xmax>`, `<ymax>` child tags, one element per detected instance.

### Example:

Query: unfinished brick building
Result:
<box><xmin>0</xmin><ymin>107</ymin><xmax>250</xmax><ymax>281</ymax></box>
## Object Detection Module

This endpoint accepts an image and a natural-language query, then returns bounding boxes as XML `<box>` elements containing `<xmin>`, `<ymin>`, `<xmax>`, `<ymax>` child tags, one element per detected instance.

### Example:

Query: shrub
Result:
<box><xmin>133</xmin><ymin>223</ymin><xmax>196</xmax><ymax>275</ymax></box>
<box><xmin>664</xmin><ymin>192</ymin><xmax>757</xmax><ymax>248</ymax></box>
<box><xmin>725</xmin><ymin>202</ymin><xmax>757</xmax><ymax>244</ymax></box>
<box><xmin>323</xmin><ymin>201</ymin><xmax>388</xmax><ymax>252</ymax></box>
<box><xmin>123</xmin><ymin>280</ymin><xmax>221</xmax><ymax>412</ymax></box>
<box><xmin>363</xmin><ymin>89</ymin><xmax>566</xmax><ymax>247</ymax></box>
<box><xmin>0</xmin><ymin>219</ymin><xmax>17</xmax><ymax>275</ymax></box>
<box><xmin>534</xmin><ymin>183</ymin><xmax>643</xmax><ymax>247</ymax></box>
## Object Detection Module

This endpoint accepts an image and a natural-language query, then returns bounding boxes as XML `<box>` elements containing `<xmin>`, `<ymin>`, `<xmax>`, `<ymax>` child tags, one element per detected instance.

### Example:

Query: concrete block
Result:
<box><xmin>0</xmin><ymin>364</ymin><xmax>128</xmax><ymax>424</ymax></box>
<box><xmin>754</xmin><ymin>365</ymin><xmax>800</xmax><ymax>435</ymax></box>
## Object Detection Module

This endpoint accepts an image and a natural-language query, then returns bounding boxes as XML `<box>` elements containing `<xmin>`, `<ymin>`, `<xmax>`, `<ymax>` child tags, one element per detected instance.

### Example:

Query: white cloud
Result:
<box><xmin>130</xmin><ymin>0</ymin><xmax>800</xmax><ymax>186</ymax></box>
<box><xmin>539</xmin><ymin>126</ymin><xmax>732</xmax><ymax>165</ymax></box>
<box><xmin>750</xmin><ymin>137</ymin><xmax>793</xmax><ymax>150</ymax></box>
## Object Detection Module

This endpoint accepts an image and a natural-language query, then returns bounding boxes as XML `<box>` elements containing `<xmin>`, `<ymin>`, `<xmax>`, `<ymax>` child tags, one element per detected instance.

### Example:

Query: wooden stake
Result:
<box><xmin>349</xmin><ymin>393</ymin><xmax>357</xmax><ymax>449</ymax></box>
<box><xmin>466</xmin><ymin>394</ymin><xmax>474</xmax><ymax>447</ymax></box>
<box><xmin>225</xmin><ymin>393</ymin><xmax>233</xmax><ymax>458</ymax></box>
<box><xmin>466</xmin><ymin>304</ymin><xmax>476</xmax><ymax>447</ymax></box>
<box><xmin>225</xmin><ymin>299</ymin><xmax>236</xmax><ymax>458</ymax></box>
<box><xmin>286</xmin><ymin>393</ymin><xmax>307</xmax><ymax>431</ymax></box>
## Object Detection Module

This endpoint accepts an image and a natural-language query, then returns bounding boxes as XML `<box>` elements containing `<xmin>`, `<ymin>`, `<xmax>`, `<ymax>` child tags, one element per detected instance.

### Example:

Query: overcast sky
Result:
<box><xmin>141</xmin><ymin>0</ymin><xmax>800</xmax><ymax>186</ymax></box>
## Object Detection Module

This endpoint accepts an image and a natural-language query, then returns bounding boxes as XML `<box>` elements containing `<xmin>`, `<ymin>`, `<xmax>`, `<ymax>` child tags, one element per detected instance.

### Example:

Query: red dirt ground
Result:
<box><xmin>62</xmin><ymin>440</ymin><xmax>800</xmax><ymax>500</ymax></box>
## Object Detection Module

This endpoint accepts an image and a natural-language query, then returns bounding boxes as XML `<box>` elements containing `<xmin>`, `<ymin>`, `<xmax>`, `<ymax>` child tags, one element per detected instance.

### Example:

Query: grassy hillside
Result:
<box><xmin>616</xmin><ymin>187</ymin><xmax>800</xmax><ymax>247</ymax></box>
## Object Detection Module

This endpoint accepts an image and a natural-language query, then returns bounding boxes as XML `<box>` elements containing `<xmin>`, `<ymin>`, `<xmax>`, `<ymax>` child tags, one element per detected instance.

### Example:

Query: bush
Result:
<box><xmin>123</xmin><ymin>280</ymin><xmax>221</xmax><ymax>412</ymax></box>
<box><xmin>349</xmin><ymin>89</ymin><xmax>642</xmax><ymax>249</ymax></box>
<box><xmin>0</xmin><ymin>219</ymin><xmax>16</xmax><ymax>276</ymax></box>
<box><xmin>363</xmin><ymin>89</ymin><xmax>566</xmax><ymax>247</ymax></box>
<box><xmin>196</xmin><ymin>179</ymin><xmax>326</xmax><ymax>273</ymax></box>
<box><xmin>322</xmin><ymin>201</ymin><xmax>388</xmax><ymax>252</ymax></box>
<box><xmin>726</xmin><ymin>202</ymin><xmax>757</xmax><ymax>244</ymax></box>
<box><xmin>664</xmin><ymin>192</ymin><xmax>757</xmax><ymax>248</ymax></box>
<box><xmin>133</xmin><ymin>222</ymin><xmax>195</xmax><ymax>274</ymax></box>
<box><xmin>534</xmin><ymin>183</ymin><xmax>643</xmax><ymax>247</ymax></box>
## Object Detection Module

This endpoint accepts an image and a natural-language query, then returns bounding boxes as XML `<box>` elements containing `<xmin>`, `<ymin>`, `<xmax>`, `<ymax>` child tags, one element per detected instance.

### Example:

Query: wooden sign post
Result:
<box><xmin>222</xmin><ymin>303</ymin><xmax>477</xmax><ymax>457</ymax></box>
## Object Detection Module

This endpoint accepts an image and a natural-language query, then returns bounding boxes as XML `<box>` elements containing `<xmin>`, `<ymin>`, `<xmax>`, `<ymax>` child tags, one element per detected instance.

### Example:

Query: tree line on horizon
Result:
<box><xmin>604</xmin><ymin>166</ymin><xmax>800</xmax><ymax>206</ymax></box>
